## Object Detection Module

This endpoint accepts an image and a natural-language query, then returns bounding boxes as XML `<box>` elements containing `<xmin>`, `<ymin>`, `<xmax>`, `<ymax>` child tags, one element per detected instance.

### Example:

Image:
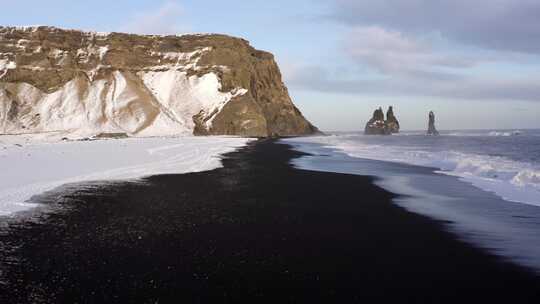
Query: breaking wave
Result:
<box><xmin>488</xmin><ymin>130</ymin><xmax>523</xmax><ymax>137</ymax></box>
<box><xmin>291</xmin><ymin>133</ymin><xmax>540</xmax><ymax>206</ymax></box>
<box><xmin>443</xmin><ymin>130</ymin><xmax>525</xmax><ymax>137</ymax></box>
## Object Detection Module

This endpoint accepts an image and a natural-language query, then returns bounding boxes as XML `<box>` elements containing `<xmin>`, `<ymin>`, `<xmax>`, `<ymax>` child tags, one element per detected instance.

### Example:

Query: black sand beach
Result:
<box><xmin>1</xmin><ymin>140</ymin><xmax>539</xmax><ymax>303</ymax></box>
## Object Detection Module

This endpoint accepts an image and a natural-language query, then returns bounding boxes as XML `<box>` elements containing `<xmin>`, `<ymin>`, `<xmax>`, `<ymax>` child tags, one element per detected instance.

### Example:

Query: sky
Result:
<box><xmin>2</xmin><ymin>0</ymin><xmax>540</xmax><ymax>131</ymax></box>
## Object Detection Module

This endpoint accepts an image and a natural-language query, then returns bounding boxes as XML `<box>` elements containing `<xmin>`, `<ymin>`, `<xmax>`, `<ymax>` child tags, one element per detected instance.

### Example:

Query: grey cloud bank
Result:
<box><xmin>329</xmin><ymin>0</ymin><xmax>540</xmax><ymax>53</ymax></box>
<box><xmin>288</xmin><ymin>0</ymin><xmax>540</xmax><ymax>104</ymax></box>
<box><xmin>286</xmin><ymin>64</ymin><xmax>540</xmax><ymax>102</ymax></box>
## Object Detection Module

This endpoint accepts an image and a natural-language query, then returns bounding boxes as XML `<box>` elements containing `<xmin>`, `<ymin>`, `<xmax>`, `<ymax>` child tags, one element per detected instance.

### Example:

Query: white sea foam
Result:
<box><xmin>443</xmin><ymin>130</ymin><xmax>525</xmax><ymax>137</ymax></box>
<box><xmin>287</xmin><ymin>134</ymin><xmax>540</xmax><ymax>206</ymax></box>
<box><xmin>488</xmin><ymin>130</ymin><xmax>522</xmax><ymax>137</ymax></box>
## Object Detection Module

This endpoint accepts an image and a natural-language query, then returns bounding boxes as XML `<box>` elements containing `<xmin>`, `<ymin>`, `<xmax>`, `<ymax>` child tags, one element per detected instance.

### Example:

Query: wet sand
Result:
<box><xmin>1</xmin><ymin>140</ymin><xmax>539</xmax><ymax>303</ymax></box>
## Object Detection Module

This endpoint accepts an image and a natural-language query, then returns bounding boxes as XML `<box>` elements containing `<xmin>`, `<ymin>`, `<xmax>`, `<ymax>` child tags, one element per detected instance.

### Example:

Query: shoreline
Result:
<box><xmin>1</xmin><ymin>140</ymin><xmax>539</xmax><ymax>302</ymax></box>
<box><xmin>286</xmin><ymin>139</ymin><xmax>540</xmax><ymax>273</ymax></box>
<box><xmin>284</xmin><ymin>132</ymin><xmax>540</xmax><ymax>207</ymax></box>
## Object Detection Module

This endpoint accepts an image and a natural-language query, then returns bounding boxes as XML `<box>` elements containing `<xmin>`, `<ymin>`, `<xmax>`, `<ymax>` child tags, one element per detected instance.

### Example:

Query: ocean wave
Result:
<box><xmin>289</xmin><ymin>135</ymin><xmax>540</xmax><ymax>206</ymax></box>
<box><xmin>440</xmin><ymin>130</ymin><xmax>523</xmax><ymax>137</ymax></box>
<box><xmin>512</xmin><ymin>170</ymin><xmax>540</xmax><ymax>188</ymax></box>
<box><xmin>488</xmin><ymin>130</ymin><xmax>523</xmax><ymax>137</ymax></box>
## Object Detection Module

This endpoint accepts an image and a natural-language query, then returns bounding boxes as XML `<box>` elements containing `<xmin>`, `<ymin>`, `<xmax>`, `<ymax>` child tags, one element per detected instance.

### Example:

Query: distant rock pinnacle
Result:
<box><xmin>427</xmin><ymin>111</ymin><xmax>439</xmax><ymax>136</ymax></box>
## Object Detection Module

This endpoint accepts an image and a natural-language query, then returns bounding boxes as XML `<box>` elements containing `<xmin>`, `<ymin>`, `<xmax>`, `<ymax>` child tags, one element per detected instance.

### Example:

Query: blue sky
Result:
<box><xmin>2</xmin><ymin>0</ymin><xmax>540</xmax><ymax>131</ymax></box>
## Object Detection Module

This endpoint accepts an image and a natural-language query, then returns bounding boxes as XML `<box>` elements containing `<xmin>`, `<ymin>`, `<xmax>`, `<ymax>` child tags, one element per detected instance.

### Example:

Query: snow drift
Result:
<box><xmin>0</xmin><ymin>136</ymin><xmax>252</xmax><ymax>216</ymax></box>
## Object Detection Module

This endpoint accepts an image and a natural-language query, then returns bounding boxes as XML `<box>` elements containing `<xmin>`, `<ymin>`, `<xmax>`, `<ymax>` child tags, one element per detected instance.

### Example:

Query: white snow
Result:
<box><xmin>1</xmin><ymin>68</ymin><xmax>247</xmax><ymax>137</ymax></box>
<box><xmin>93</xmin><ymin>32</ymin><xmax>111</xmax><ymax>37</ymax></box>
<box><xmin>149</xmin><ymin>47</ymin><xmax>212</xmax><ymax>72</ymax></box>
<box><xmin>140</xmin><ymin>71</ymin><xmax>248</xmax><ymax>131</ymax></box>
<box><xmin>1</xmin><ymin>44</ymin><xmax>246</xmax><ymax>137</ymax></box>
<box><xmin>0</xmin><ymin>136</ymin><xmax>252</xmax><ymax>216</ymax></box>
<box><xmin>98</xmin><ymin>46</ymin><xmax>109</xmax><ymax>61</ymax></box>
<box><xmin>0</xmin><ymin>59</ymin><xmax>16</xmax><ymax>79</ymax></box>
<box><xmin>205</xmin><ymin>88</ymin><xmax>248</xmax><ymax>128</ymax></box>
<box><xmin>160</xmin><ymin>48</ymin><xmax>210</xmax><ymax>62</ymax></box>
<box><xmin>50</xmin><ymin>48</ymin><xmax>67</xmax><ymax>59</ymax></box>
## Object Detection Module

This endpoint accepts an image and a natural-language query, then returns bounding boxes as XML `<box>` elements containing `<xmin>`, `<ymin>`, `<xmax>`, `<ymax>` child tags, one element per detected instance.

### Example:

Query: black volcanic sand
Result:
<box><xmin>0</xmin><ymin>140</ymin><xmax>539</xmax><ymax>303</ymax></box>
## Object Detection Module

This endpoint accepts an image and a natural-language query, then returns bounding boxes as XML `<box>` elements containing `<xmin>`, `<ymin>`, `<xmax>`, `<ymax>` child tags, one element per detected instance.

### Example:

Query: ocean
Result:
<box><xmin>284</xmin><ymin>129</ymin><xmax>540</xmax><ymax>272</ymax></box>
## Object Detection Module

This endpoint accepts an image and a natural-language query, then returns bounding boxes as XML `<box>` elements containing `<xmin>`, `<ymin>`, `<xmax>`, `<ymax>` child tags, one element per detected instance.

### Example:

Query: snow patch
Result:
<box><xmin>149</xmin><ymin>47</ymin><xmax>211</xmax><ymax>71</ymax></box>
<box><xmin>0</xmin><ymin>136</ymin><xmax>252</xmax><ymax>216</ymax></box>
<box><xmin>5</xmin><ymin>61</ymin><xmax>16</xmax><ymax>69</ymax></box>
<box><xmin>1</xmin><ymin>69</ymin><xmax>246</xmax><ymax>136</ymax></box>
<box><xmin>141</xmin><ymin>71</ymin><xmax>247</xmax><ymax>131</ymax></box>
<box><xmin>0</xmin><ymin>59</ymin><xmax>17</xmax><ymax>79</ymax></box>
<box><xmin>93</xmin><ymin>32</ymin><xmax>111</xmax><ymax>37</ymax></box>
<box><xmin>49</xmin><ymin>49</ymin><xmax>68</xmax><ymax>61</ymax></box>
<box><xmin>0</xmin><ymin>29</ymin><xmax>243</xmax><ymax>137</ymax></box>
<box><xmin>205</xmin><ymin>88</ymin><xmax>248</xmax><ymax>128</ymax></box>
<box><xmin>98</xmin><ymin>46</ymin><xmax>109</xmax><ymax>61</ymax></box>
<box><xmin>20</xmin><ymin>66</ymin><xmax>45</xmax><ymax>72</ymax></box>
<box><xmin>86</xmin><ymin>64</ymin><xmax>111</xmax><ymax>80</ymax></box>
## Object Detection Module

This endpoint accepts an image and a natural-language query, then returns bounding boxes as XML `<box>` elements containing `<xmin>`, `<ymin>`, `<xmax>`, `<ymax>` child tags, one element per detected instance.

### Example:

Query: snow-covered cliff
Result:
<box><xmin>0</xmin><ymin>26</ymin><xmax>317</xmax><ymax>138</ymax></box>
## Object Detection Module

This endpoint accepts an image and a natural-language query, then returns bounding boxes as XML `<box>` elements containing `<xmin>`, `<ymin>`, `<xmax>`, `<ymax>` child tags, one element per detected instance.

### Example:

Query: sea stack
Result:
<box><xmin>0</xmin><ymin>26</ymin><xmax>318</xmax><ymax>138</ymax></box>
<box><xmin>386</xmin><ymin>106</ymin><xmax>400</xmax><ymax>133</ymax></box>
<box><xmin>364</xmin><ymin>106</ymin><xmax>400</xmax><ymax>135</ymax></box>
<box><xmin>427</xmin><ymin>111</ymin><xmax>439</xmax><ymax>136</ymax></box>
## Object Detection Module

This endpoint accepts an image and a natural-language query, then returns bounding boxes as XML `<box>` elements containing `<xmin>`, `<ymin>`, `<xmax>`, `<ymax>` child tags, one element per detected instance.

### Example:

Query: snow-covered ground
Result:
<box><xmin>0</xmin><ymin>136</ymin><xmax>252</xmax><ymax>216</ymax></box>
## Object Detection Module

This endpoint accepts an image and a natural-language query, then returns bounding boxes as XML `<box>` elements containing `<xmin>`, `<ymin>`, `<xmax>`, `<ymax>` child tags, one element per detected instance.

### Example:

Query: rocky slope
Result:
<box><xmin>0</xmin><ymin>26</ymin><xmax>317</xmax><ymax>138</ymax></box>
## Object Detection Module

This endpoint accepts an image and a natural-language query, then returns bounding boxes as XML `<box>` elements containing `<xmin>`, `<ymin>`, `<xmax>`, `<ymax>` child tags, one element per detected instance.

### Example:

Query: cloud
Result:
<box><xmin>343</xmin><ymin>26</ymin><xmax>476</xmax><ymax>76</ymax></box>
<box><xmin>285</xmin><ymin>64</ymin><xmax>540</xmax><ymax>102</ymax></box>
<box><xmin>279</xmin><ymin>1</ymin><xmax>540</xmax><ymax>103</ymax></box>
<box><xmin>119</xmin><ymin>1</ymin><xmax>189</xmax><ymax>35</ymax></box>
<box><xmin>327</xmin><ymin>0</ymin><xmax>540</xmax><ymax>54</ymax></box>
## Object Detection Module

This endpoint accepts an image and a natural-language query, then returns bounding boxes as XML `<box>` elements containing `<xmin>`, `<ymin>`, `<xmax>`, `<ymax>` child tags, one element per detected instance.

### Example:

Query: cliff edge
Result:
<box><xmin>0</xmin><ymin>26</ymin><xmax>318</xmax><ymax>138</ymax></box>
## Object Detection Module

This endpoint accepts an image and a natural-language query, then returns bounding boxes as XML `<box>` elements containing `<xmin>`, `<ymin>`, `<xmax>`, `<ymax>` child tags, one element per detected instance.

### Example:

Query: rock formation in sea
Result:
<box><xmin>364</xmin><ymin>106</ymin><xmax>399</xmax><ymax>135</ymax></box>
<box><xmin>427</xmin><ymin>111</ymin><xmax>439</xmax><ymax>136</ymax></box>
<box><xmin>385</xmin><ymin>106</ymin><xmax>400</xmax><ymax>134</ymax></box>
<box><xmin>0</xmin><ymin>26</ymin><xmax>318</xmax><ymax>138</ymax></box>
<box><xmin>365</xmin><ymin>107</ymin><xmax>387</xmax><ymax>135</ymax></box>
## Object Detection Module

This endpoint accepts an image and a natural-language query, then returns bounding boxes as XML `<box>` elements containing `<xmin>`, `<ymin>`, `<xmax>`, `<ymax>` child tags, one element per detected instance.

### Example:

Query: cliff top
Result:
<box><xmin>0</xmin><ymin>25</ymin><xmax>317</xmax><ymax>137</ymax></box>
<box><xmin>0</xmin><ymin>25</ymin><xmax>249</xmax><ymax>43</ymax></box>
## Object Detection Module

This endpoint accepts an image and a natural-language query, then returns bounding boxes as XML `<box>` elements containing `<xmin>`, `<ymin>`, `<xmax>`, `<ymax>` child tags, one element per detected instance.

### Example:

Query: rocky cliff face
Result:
<box><xmin>0</xmin><ymin>26</ymin><xmax>317</xmax><ymax>138</ymax></box>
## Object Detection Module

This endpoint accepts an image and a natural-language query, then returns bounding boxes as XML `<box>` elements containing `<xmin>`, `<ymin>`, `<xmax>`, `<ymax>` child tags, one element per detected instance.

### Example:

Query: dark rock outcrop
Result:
<box><xmin>365</xmin><ymin>107</ymin><xmax>387</xmax><ymax>135</ymax></box>
<box><xmin>365</xmin><ymin>106</ymin><xmax>400</xmax><ymax>135</ymax></box>
<box><xmin>386</xmin><ymin>106</ymin><xmax>400</xmax><ymax>133</ymax></box>
<box><xmin>427</xmin><ymin>111</ymin><xmax>439</xmax><ymax>136</ymax></box>
<box><xmin>0</xmin><ymin>26</ymin><xmax>318</xmax><ymax>137</ymax></box>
